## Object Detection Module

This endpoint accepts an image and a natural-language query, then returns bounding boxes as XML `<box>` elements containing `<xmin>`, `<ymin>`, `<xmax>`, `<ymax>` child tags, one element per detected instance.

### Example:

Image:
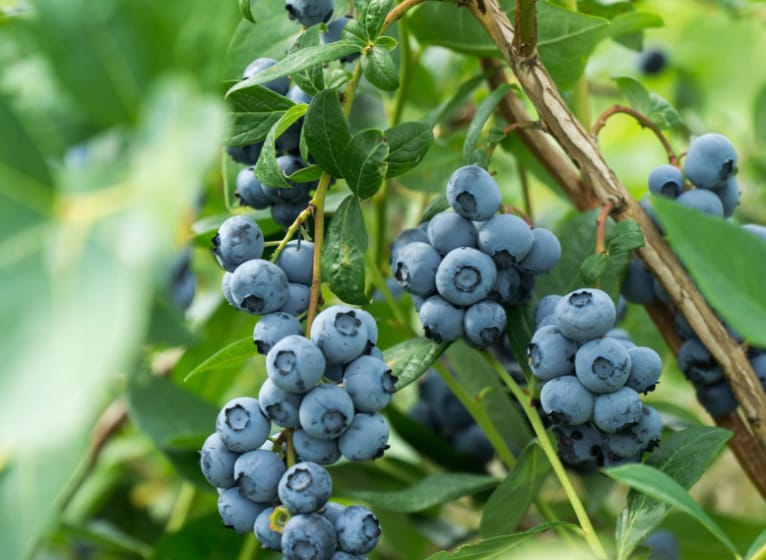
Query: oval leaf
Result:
<box><xmin>304</xmin><ymin>89</ymin><xmax>352</xmax><ymax>178</ymax></box>
<box><xmin>362</xmin><ymin>45</ymin><xmax>400</xmax><ymax>91</ymax></box>
<box><xmin>463</xmin><ymin>84</ymin><xmax>511</xmax><ymax>164</ymax></box>
<box><xmin>226</xmin><ymin>84</ymin><xmax>294</xmax><ymax>146</ymax></box>
<box><xmin>254</xmin><ymin>104</ymin><xmax>308</xmax><ymax>189</ymax></box>
<box><xmin>321</xmin><ymin>195</ymin><xmax>368</xmax><ymax>304</ymax></box>
<box><xmin>387</xmin><ymin>338</ymin><xmax>450</xmax><ymax>390</ymax></box>
<box><xmin>183</xmin><ymin>337</ymin><xmax>255</xmax><ymax>381</ymax></box>
<box><xmin>384</xmin><ymin>121</ymin><xmax>434</xmax><ymax>178</ymax></box>
<box><xmin>342</xmin><ymin>128</ymin><xmax>389</xmax><ymax>199</ymax></box>
<box><xmin>363</xmin><ymin>0</ymin><xmax>395</xmax><ymax>40</ymax></box>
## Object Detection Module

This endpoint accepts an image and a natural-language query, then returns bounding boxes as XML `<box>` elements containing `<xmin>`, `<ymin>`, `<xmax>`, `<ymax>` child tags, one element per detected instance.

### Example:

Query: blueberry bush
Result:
<box><xmin>2</xmin><ymin>0</ymin><xmax>766</xmax><ymax>559</ymax></box>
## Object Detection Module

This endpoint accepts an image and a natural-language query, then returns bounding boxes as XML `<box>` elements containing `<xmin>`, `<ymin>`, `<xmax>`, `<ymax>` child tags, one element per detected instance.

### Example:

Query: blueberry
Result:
<box><xmin>554</xmin><ymin>288</ymin><xmax>616</xmax><ymax>342</ymax></box>
<box><xmin>714</xmin><ymin>176</ymin><xmax>740</xmax><ymax>218</ymax></box>
<box><xmin>427</xmin><ymin>212</ymin><xmax>479</xmax><ymax>255</ymax></box>
<box><xmin>285</xmin><ymin>0</ymin><xmax>335</xmax><ymax>27</ymax></box>
<box><xmin>330</xmin><ymin>551</ymin><xmax>364</xmax><ymax>560</ymax></box>
<box><xmin>280</xmin><ymin>282</ymin><xmax>311</xmax><ymax>316</ymax></box>
<box><xmin>533</xmin><ymin>295</ymin><xmax>562</xmax><ymax>328</ymax></box>
<box><xmin>696</xmin><ymin>381</ymin><xmax>738</xmax><ymax>418</ymax></box>
<box><xmin>643</xmin><ymin>530</ymin><xmax>680</xmax><ymax>560</ymax></box>
<box><xmin>222</xmin><ymin>271</ymin><xmax>238</xmax><ymax>308</ymax></box>
<box><xmin>236</xmin><ymin>166</ymin><xmax>271</xmax><ymax>210</ymax></box>
<box><xmin>621</xmin><ymin>257</ymin><xmax>657</xmax><ymax>304</ymax></box>
<box><xmin>355</xmin><ymin>308</ymin><xmax>379</xmax><ymax>347</ymax></box>
<box><xmin>343</xmin><ymin>355</ymin><xmax>397</xmax><ymax>413</ymax></box>
<box><xmin>393</xmin><ymin>241</ymin><xmax>441</xmax><ymax>296</ymax></box>
<box><xmin>638</xmin><ymin>48</ymin><xmax>668</xmax><ymax>75</ymax></box>
<box><xmin>527</xmin><ymin>325</ymin><xmax>577</xmax><ymax>381</ymax></box>
<box><xmin>607</xmin><ymin>328</ymin><xmax>634</xmax><ymax>346</ymax></box>
<box><xmin>575</xmin><ymin>337</ymin><xmax>632</xmax><ymax>394</ymax></box>
<box><xmin>200</xmin><ymin>433</ymin><xmax>239</xmax><ymax>488</ymax></box>
<box><xmin>227</xmin><ymin>143</ymin><xmax>263</xmax><ymax>166</ymax></box>
<box><xmin>494</xmin><ymin>266</ymin><xmax>521</xmax><ymax>304</ymax></box>
<box><xmin>750</xmin><ymin>354</ymin><xmax>766</xmax><ymax>387</ymax></box>
<box><xmin>272</xmin><ymin>199</ymin><xmax>310</xmax><ymax>228</ymax></box>
<box><xmin>287</xmin><ymin>84</ymin><xmax>313</xmax><ymax>105</ymax></box>
<box><xmin>299</xmin><ymin>384</ymin><xmax>355</xmax><ymax>439</ymax></box>
<box><xmin>322</xmin><ymin>16</ymin><xmax>360</xmax><ymax>63</ymax></box>
<box><xmin>684</xmin><ymin>133</ymin><xmax>737</xmax><ymax>189</ymax></box>
<box><xmin>276</xmin><ymin>119</ymin><xmax>303</xmax><ymax>153</ymax></box>
<box><xmin>676</xmin><ymin>188</ymin><xmax>724</xmax><ymax>217</ymax></box>
<box><xmin>254</xmin><ymin>506</ymin><xmax>283</xmax><ymax>550</ymax></box>
<box><xmin>217</xmin><ymin>487</ymin><xmax>269</xmax><ymax>533</ymax></box>
<box><xmin>606</xmin><ymin>405</ymin><xmax>662</xmax><ymax>458</ymax></box>
<box><xmin>408</xmin><ymin>399</ymin><xmax>437</xmax><ymax>430</ymax></box>
<box><xmin>463</xmin><ymin>301</ymin><xmax>507</xmax><ymax>348</ymax></box>
<box><xmin>262</xmin><ymin>155</ymin><xmax>315</xmax><ymax>204</ymax></box>
<box><xmin>338</xmin><ymin>413</ymin><xmax>389</xmax><ymax>461</ymax></box>
<box><xmin>253</xmin><ymin>312</ymin><xmax>304</xmax><ymax>355</ymax></box>
<box><xmin>428</xmin><ymin>377</ymin><xmax>473</xmax><ymax>432</ymax></box>
<box><xmin>230</xmin><ymin>259</ymin><xmax>290</xmax><ymax>314</ymax></box>
<box><xmin>501</xmin><ymin>268</ymin><xmax>536</xmax><ymax>305</ymax></box>
<box><xmin>216</xmin><ymin>397</ymin><xmax>271</xmax><ymax>453</ymax></box>
<box><xmin>212</xmin><ymin>216</ymin><xmax>265</xmax><ymax>272</ymax></box>
<box><xmin>477</xmin><ymin>214</ymin><xmax>534</xmax><ymax>268</ymax></box>
<box><xmin>242</xmin><ymin>58</ymin><xmax>290</xmax><ymax>95</ymax></box>
<box><xmin>743</xmin><ymin>223</ymin><xmax>766</xmax><ymax>241</ymax></box>
<box><xmin>625</xmin><ymin>346</ymin><xmax>663</xmax><ymax>394</ymax></box>
<box><xmin>281</xmin><ymin>513</ymin><xmax>337</xmax><ymax>560</ymax></box>
<box><xmin>553</xmin><ymin>423</ymin><xmax>604</xmax><ymax>466</ymax></box>
<box><xmin>278</xmin><ymin>461</ymin><xmax>332</xmax><ymax>514</ymax></box>
<box><xmin>648</xmin><ymin>164</ymin><xmax>684</xmax><ymax>198</ymax></box>
<box><xmin>641</xmin><ymin>193</ymin><xmax>663</xmax><ymax>233</ymax></box>
<box><xmin>435</xmin><ymin>247</ymin><xmax>496</xmax><ymax>306</ymax></box>
<box><xmin>233</xmin><ymin>449</ymin><xmax>286</xmax><ymax>502</ymax></box>
<box><xmin>652</xmin><ymin>277</ymin><xmax>671</xmax><ymax>305</ymax></box>
<box><xmin>592</xmin><ymin>387</ymin><xmax>642</xmax><ymax>433</ymax></box>
<box><xmin>259</xmin><ymin>378</ymin><xmax>303</xmax><ymax>428</ymax></box>
<box><xmin>673</xmin><ymin>312</ymin><xmax>694</xmax><ymax>341</ymax></box>
<box><xmin>277</xmin><ymin>240</ymin><xmax>315</xmax><ymax>285</ymax></box>
<box><xmin>310</xmin><ymin>306</ymin><xmax>370</xmax><ymax>364</ymax></box>
<box><xmin>446</xmin><ymin>165</ymin><xmax>502</xmax><ymax>221</ymax></box>
<box><xmin>677</xmin><ymin>338</ymin><xmax>722</xmax><ymax>386</ymax></box>
<box><xmin>293</xmin><ymin>428</ymin><xmax>341</xmax><ymax>465</ymax></box>
<box><xmin>453</xmin><ymin>423</ymin><xmax>494</xmax><ymax>464</ymax></box>
<box><xmin>335</xmin><ymin>505</ymin><xmax>381</xmax><ymax>555</ymax></box>
<box><xmin>267</xmin><ymin>335</ymin><xmax>326</xmax><ymax>393</ymax></box>
<box><xmin>540</xmin><ymin>376</ymin><xmax>594</xmax><ymax>425</ymax></box>
<box><xmin>390</xmin><ymin>228</ymin><xmax>429</xmax><ymax>268</ymax></box>
<box><xmin>418</xmin><ymin>295</ymin><xmax>465</xmax><ymax>343</ymax></box>
<box><xmin>518</xmin><ymin>227</ymin><xmax>561</xmax><ymax>274</ymax></box>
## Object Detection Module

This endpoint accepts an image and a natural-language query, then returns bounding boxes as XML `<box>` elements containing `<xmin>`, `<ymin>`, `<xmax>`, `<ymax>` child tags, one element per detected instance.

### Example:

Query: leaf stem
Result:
<box><xmin>365</xmin><ymin>253</ymin><xmax>409</xmax><ymax>328</ymax></box>
<box><xmin>485</xmin><ymin>353</ymin><xmax>609</xmax><ymax>560</ymax></box>
<box><xmin>595</xmin><ymin>201</ymin><xmax>613</xmax><ymax>255</ymax></box>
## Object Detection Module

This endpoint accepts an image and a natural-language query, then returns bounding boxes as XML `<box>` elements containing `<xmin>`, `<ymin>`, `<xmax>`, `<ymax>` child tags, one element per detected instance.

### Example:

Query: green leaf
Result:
<box><xmin>225</xmin><ymin>85</ymin><xmax>294</xmax><ymax>146</ymax></box>
<box><xmin>614</xmin><ymin>426</ymin><xmax>732</xmax><ymax>560</ymax></box>
<box><xmin>321</xmin><ymin>195</ymin><xmax>368</xmax><ymax>304</ymax></box>
<box><xmin>375</xmin><ymin>35</ymin><xmax>399</xmax><ymax>50</ymax></box>
<box><xmin>420</xmin><ymin>193</ymin><xmax>450</xmax><ymax>222</ymax></box>
<box><xmin>342</xmin><ymin>128</ymin><xmax>389</xmax><ymax>199</ymax></box>
<box><xmin>342</xmin><ymin>473</ymin><xmax>498</xmax><ymax>512</ymax></box>
<box><xmin>652</xmin><ymin>196</ymin><xmax>766</xmax><ymax>347</ymax></box>
<box><xmin>287</xmin><ymin>164</ymin><xmax>323</xmax><ymax>183</ymax></box>
<box><xmin>504</xmin><ymin>305</ymin><xmax>535</xmax><ymax>379</ymax></box>
<box><xmin>363</xmin><ymin>0</ymin><xmax>395</xmax><ymax>40</ymax></box>
<box><xmin>424</xmin><ymin>72</ymin><xmax>487</xmax><ymax>128</ymax></box>
<box><xmin>480</xmin><ymin>442</ymin><xmax>551</xmax><ymax>538</ymax></box>
<box><xmin>605</xmin><ymin>463</ymin><xmax>739</xmax><ymax>557</ymax></box>
<box><xmin>342</xmin><ymin>18</ymin><xmax>370</xmax><ymax>47</ymax></box>
<box><xmin>227</xmin><ymin>41</ymin><xmax>363</xmax><ymax>96</ymax></box>
<box><xmin>183</xmin><ymin>337</ymin><xmax>255</xmax><ymax>381</ymax></box>
<box><xmin>425</xmin><ymin>523</ymin><xmax>578</xmax><ymax>560</ymax></box>
<box><xmin>580</xmin><ymin>253</ymin><xmax>609</xmax><ymax>284</ymax></box>
<box><xmin>384</xmin><ymin>121</ymin><xmax>434</xmax><ymax>178</ymax></box>
<box><xmin>746</xmin><ymin>529</ymin><xmax>766</xmax><ymax>560</ymax></box>
<box><xmin>239</xmin><ymin>0</ymin><xmax>256</xmax><ymax>23</ymax></box>
<box><xmin>254</xmin><ymin>104</ymin><xmax>308</xmax><ymax>189</ymax></box>
<box><xmin>463</xmin><ymin>84</ymin><xmax>511</xmax><ymax>165</ymax></box>
<box><xmin>608</xmin><ymin>220</ymin><xmax>645</xmax><ymax>255</ymax></box>
<box><xmin>225</xmin><ymin>6</ymin><xmax>297</xmax><ymax>78</ymax></box>
<box><xmin>387</xmin><ymin>338</ymin><xmax>450</xmax><ymax>390</ymax></box>
<box><xmin>304</xmin><ymin>89</ymin><xmax>353</xmax><ymax>178</ymax></box>
<box><xmin>290</xmin><ymin>26</ymin><xmax>325</xmax><ymax>96</ymax></box>
<box><xmin>613</xmin><ymin>76</ymin><xmax>682</xmax><ymax>130</ymax></box>
<box><xmin>363</xmin><ymin>45</ymin><xmax>400</xmax><ymax>91</ymax></box>
<box><xmin>606</xmin><ymin>11</ymin><xmax>663</xmax><ymax>42</ymax></box>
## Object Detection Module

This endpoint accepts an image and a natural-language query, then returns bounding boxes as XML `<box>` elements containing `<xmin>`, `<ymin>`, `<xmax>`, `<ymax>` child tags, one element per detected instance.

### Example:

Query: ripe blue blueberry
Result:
<box><xmin>355</xmin><ymin>307</ymin><xmax>379</xmax><ymax>347</ymax></box>
<box><xmin>233</xmin><ymin>449</ymin><xmax>286</xmax><ymax>502</ymax></box>
<box><xmin>714</xmin><ymin>176</ymin><xmax>740</xmax><ymax>218</ymax></box>
<box><xmin>299</xmin><ymin>384</ymin><xmax>355</xmax><ymax>439</ymax></box>
<box><xmin>293</xmin><ymin>428</ymin><xmax>341</xmax><ymax>465</ymax></box>
<box><xmin>242</xmin><ymin>58</ymin><xmax>290</xmax><ymax>95</ymax></box>
<box><xmin>254</xmin><ymin>506</ymin><xmax>283</xmax><ymax>550</ymax></box>
<box><xmin>278</xmin><ymin>461</ymin><xmax>332</xmax><ymax>514</ymax></box>
<box><xmin>554</xmin><ymin>288</ymin><xmax>616</xmax><ymax>341</ymax></box>
<box><xmin>540</xmin><ymin>376</ymin><xmax>594</xmax><ymax>425</ymax></box>
<box><xmin>343</xmin><ymin>355</ymin><xmax>397</xmax><ymax>413</ymax></box>
<box><xmin>648</xmin><ymin>164</ymin><xmax>684</xmax><ymax>198</ymax></box>
<box><xmin>527</xmin><ymin>325</ymin><xmax>577</xmax><ymax>381</ymax></box>
<box><xmin>212</xmin><ymin>216</ymin><xmax>265</xmax><ymax>272</ymax></box>
<box><xmin>477</xmin><ymin>214</ymin><xmax>534</xmax><ymax>268</ymax></box>
<box><xmin>696</xmin><ymin>381</ymin><xmax>737</xmax><ymax>418</ymax></box>
<box><xmin>642</xmin><ymin>530</ymin><xmax>680</xmax><ymax>560</ymax></box>
<box><xmin>608</xmin><ymin>328</ymin><xmax>635</xmax><ymax>349</ymax></box>
<box><xmin>281</xmin><ymin>513</ymin><xmax>337</xmax><ymax>560</ymax></box>
<box><xmin>494</xmin><ymin>266</ymin><xmax>520</xmax><ymax>305</ymax></box>
<box><xmin>217</xmin><ymin>487</ymin><xmax>269</xmax><ymax>534</ymax></box>
<box><xmin>684</xmin><ymin>133</ymin><xmax>737</xmax><ymax>189</ymax></box>
<box><xmin>676</xmin><ymin>188</ymin><xmax>724</xmax><ymax>218</ymax></box>
<box><xmin>393</xmin><ymin>241</ymin><xmax>441</xmax><ymax>297</ymax></box>
<box><xmin>446</xmin><ymin>165</ymin><xmax>502</xmax><ymax>221</ymax></box>
<box><xmin>518</xmin><ymin>228</ymin><xmax>561</xmax><ymax>274</ymax></box>
<box><xmin>390</xmin><ymin>228</ymin><xmax>429</xmax><ymax>267</ymax></box>
<box><xmin>230</xmin><ymin>259</ymin><xmax>290</xmax><ymax>314</ymax></box>
<box><xmin>435</xmin><ymin>247</ymin><xmax>496</xmax><ymax>306</ymax></box>
<box><xmin>200</xmin><ymin>433</ymin><xmax>239</xmax><ymax>489</ymax></box>
<box><xmin>592</xmin><ymin>387</ymin><xmax>643</xmax><ymax>433</ymax></box>
<box><xmin>235</xmin><ymin>166</ymin><xmax>271</xmax><ymax>210</ymax></box>
<box><xmin>575</xmin><ymin>337</ymin><xmax>632</xmax><ymax>394</ymax></box>
<box><xmin>418</xmin><ymin>295</ymin><xmax>465</xmax><ymax>343</ymax></box>
<box><xmin>453</xmin><ymin>423</ymin><xmax>494</xmax><ymax>464</ymax></box>
<box><xmin>267</xmin><ymin>335</ymin><xmax>326</xmax><ymax>393</ymax></box>
<box><xmin>672</xmin><ymin>312</ymin><xmax>694</xmax><ymax>341</ymax></box>
<box><xmin>625</xmin><ymin>346</ymin><xmax>663</xmax><ymax>394</ymax></box>
<box><xmin>310</xmin><ymin>306</ymin><xmax>370</xmax><ymax>364</ymax></box>
<box><xmin>258</xmin><ymin>378</ymin><xmax>302</xmax><ymax>428</ymax></box>
<box><xmin>276</xmin><ymin>240</ymin><xmax>315</xmax><ymax>285</ymax></box>
<box><xmin>622</xmin><ymin>257</ymin><xmax>657</xmax><ymax>304</ymax></box>
<box><xmin>677</xmin><ymin>338</ymin><xmax>722</xmax><ymax>386</ymax></box>
<box><xmin>335</xmin><ymin>505</ymin><xmax>381</xmax><ymax>555</ymax></box>
<box><xmin>285</xmin><ymin>0</ymin><xmax>335</xmax><ymax>27</ymax></box>
<box><xmin>280</xmin><ymin>282</ymin><xmax>311</xmax><ymax>316</ymax></box>
<box><xmin>216</xmin><ymin>397</ymin><xmax>271</xmax><ymax>453</ymax></box>
<box><xmin>320</xmin><ymin>502</ymin><xmax>346</xmax><ymax>525</ymax></box>
<box><xmin>222</xmin><ymin>271</ymin><xmax>238</xmax><ymax>309</ymax></box>
<box><xmin>338</xmin><ymin>412</ymin><xmax>390</xmax><ymax>461</ymax></box>
<box><xmin>463</xmin><ymin>301</ymin><xmax>507</xmax><ymax>348</ymax></box>
<box><xmin>606</xmin><ymin>405</ymin><xmax>662</xmax><ymax>458</ymax></box>
<box><xmin>262</xmin><ymin>155</ymin><xmax>315</xmax><ymax>204</ymax></box>
<box><xmin>553</xmin><ymin>424</ymin><xmax>604</xmax><ymax>467</ymax></box>
<box><xmin>330</xmin><ymin>551</ymin><xmax>362</xmax><ymax>560</ymax></box>
<box><xmin>427</xmin><ymin>212</ymin><xmax>478</xmax><ymax>255</ymax></box>
<box><xmin>533</xmin><ymin>295</ymin><xmax>562</xmax><ymax>328</ymax></box>
<box><xmin>253</xmin><ymin>312</ymin><xmax>303</xmax><ymax>355</ymax></box>
<box><xmin>743</xmin><ymin>223</ymin><xmax>766</xmax><ymax>241</ymax></box>
<box><xmin>227</xmin><ymin>143</ymin><xmax>263</xmax><ymax>166</ymax></box>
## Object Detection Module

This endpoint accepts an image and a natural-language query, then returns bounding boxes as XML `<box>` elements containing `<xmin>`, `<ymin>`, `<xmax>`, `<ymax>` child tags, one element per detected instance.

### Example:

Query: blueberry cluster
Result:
<box><xmin>528</xmin><ymin>289</ymin><xmax>663</xmax><ymax>468</ymax></box>
<box><xmin>285</xmin><ymin>0</ymin><xmax>335</xmax><ymax>27</ymax></box>
<box><xmin>391</xmin><ymin>165</ymin><xmax>561</xmax><ymax>347</ymax></box>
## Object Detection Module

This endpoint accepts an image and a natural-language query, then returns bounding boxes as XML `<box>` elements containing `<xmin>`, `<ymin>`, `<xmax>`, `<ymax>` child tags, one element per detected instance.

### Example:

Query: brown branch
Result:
<box><xmin>592</xmin><ymin>105</ymin><xmax>679</xmax><ymax>166</ymax></box>
<box><xmin>467</xmin><ymin>0</ymin><xmax>766</xmax><ymax>496</ymax></box>
<box><xmin>513</xmin><ymin>0</ymin><xmax>538</xmax><ymax>58</ymax></box>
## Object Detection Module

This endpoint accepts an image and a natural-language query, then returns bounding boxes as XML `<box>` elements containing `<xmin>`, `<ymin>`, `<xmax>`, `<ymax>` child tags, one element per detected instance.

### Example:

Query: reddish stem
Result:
<box><xmin>592</xmin><ymin>105</ymin><xmax>678</xmax><ymax>166</ymax></box>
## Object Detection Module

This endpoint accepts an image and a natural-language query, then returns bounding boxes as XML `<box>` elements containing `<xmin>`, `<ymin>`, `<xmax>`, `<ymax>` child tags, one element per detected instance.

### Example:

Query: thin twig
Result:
<box><xmin>592</xmin><ymin>105</ymin><xmax>679</xmax><ymax>166</ymax></box>
<box><xmin>595</xmin><ymin>201</ymin><xmax>613</xmax><ymax>256</ymax></box>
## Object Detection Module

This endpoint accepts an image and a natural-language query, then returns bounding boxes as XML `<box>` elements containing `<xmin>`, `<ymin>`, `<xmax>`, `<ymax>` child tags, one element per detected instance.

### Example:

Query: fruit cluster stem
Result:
<box><xmin>592</xmin><ymin>105</ymin><xmax>679</xmax><ymax>166</ymax></box>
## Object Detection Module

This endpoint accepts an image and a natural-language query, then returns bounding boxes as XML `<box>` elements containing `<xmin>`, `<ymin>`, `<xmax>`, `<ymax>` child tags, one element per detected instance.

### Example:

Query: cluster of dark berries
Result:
<box><xmin>528</xmin><ymin>289</ymin><xmax>663</xmax><ymax>468</ymax></box>
<box><xmin>391</xmin><ymin>165</ymin><xmax>561</xmax><ymax>347</ymax></box>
